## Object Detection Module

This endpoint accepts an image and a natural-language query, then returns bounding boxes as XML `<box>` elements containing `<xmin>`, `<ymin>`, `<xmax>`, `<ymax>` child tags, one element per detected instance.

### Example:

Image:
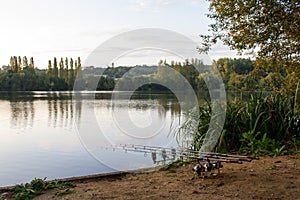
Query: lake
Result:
<box><xmin>0</xmin><ymin>91</ymin><xmax>184</xmax><ymax>187</ymax></box>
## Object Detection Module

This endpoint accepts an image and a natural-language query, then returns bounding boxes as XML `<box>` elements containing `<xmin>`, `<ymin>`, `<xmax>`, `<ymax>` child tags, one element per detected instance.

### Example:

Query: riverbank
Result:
<box><xmin>1</xmin><ymin>155</ymin><xmax>299</xmax><ymax>200</ymax></box>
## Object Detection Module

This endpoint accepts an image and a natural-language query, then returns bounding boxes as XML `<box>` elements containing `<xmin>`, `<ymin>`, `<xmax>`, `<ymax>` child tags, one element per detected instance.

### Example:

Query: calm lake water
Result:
<box><xmin>0</xmin><ymin>91</ymin><xmax>184</xmax><ymax>187</ymax></box>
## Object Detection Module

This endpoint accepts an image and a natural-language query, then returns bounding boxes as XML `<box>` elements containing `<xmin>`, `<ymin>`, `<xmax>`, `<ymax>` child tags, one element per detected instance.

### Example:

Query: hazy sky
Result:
<box><xmin>0</xmin><ymin>0</ymin><xmax>243</xmax><ymax>68</ymax></box>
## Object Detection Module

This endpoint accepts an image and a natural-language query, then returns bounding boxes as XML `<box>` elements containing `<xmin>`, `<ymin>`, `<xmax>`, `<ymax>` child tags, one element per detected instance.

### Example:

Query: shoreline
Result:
<box><xmin>1</xmin><ymin>155</ymin><xmax>299</xmax><ymax>199</ymax></box>
<box><xmin>0</xmin><ymin>166</ymin><xmax>161</xmax><ymax>191</ymax></box>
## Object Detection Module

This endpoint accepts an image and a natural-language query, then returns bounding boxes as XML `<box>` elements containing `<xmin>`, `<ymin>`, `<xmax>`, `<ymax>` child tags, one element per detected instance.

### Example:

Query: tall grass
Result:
<box><xmin>178</xmin><ymin>91</ymin><xmax>300</xmax><ymax>155</ymax></box>
<box><xmin>177</xmin><ymin>102</ymin><xmax>211</xmax><ymax>151</ymax></box>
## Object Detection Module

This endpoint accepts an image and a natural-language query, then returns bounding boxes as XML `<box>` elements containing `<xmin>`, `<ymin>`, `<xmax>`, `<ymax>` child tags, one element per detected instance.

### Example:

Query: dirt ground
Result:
<box><xmin>3</xmin><ymin>155</ymin><xmax>300</xmax><ymax>200</ymax></box>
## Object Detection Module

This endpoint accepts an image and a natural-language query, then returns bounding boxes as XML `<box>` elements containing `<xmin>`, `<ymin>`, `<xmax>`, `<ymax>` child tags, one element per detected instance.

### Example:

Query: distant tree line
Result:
<box><xmin>46</xmin><ymin>57</ymin><xmax>81</xmax><ymax>90</ymax></box>
<box><xmin>108</xmin><ymin>58</ymin><xmax>256</xmax><ymax>92</ymax></box>
<box><xmin>213</xmin><ymin>58</ymin><xmax>296</xmax><ymax>93</ymax></box>
<box><xmin>142</xmin><ymin>57</ymin><xmax>292</xmax><ymax>93</ymax></box>
<box><xmin>0</xmin><ymin>56</ymin><xmax>45</xmax><ymax>91</ymax></box>
<box><xmin>0</xmin><ymin>56</ymin><xmax>292</xmax><ymax>92</ymax></box>
<box><xmin>0</xmin><ymin>56</ymin><xmax>83</xmax><ymax>91</ymax></box>
<box><xmin>0</xmin><ymin>56</ymin><xmax>118</xmax><ymax>91</ymax></box>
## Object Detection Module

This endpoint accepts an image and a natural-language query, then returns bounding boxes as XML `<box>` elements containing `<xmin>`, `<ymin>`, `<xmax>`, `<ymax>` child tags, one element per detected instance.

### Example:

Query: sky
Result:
<box><xmin>0</xmin><ymin>0</ymin><xmax>244</xmax><ymax>68</ymax></box>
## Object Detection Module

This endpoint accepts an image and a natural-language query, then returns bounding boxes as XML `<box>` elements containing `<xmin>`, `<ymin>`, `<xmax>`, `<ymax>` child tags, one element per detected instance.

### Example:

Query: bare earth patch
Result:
<box><xmin>4</xmin><ymin>155</ymin><xmax>300</xmax><ymax>200</ymax></box>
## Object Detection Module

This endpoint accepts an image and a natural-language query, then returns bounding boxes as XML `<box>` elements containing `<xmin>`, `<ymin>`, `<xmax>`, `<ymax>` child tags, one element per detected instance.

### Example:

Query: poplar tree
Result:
<box><xmin>29</xmin><ymin>57</ymin><xmax>34</xmax><ymax>68</ymax></box>
<box><xmin>23</xmin><ymin>56</ymin><xmax>28</xmax><ymax>68</ymax></box>
<box><xmin>13</xmin><ymin>56</ymin><xmax>18</xmax><ymax>73</ymax></box>
<box><xmin>74</xmin><ymin>60</ymin><xmax>78</xmax><ymax>75</ymax></box>
<box><xmin>69</xmin><ymin>58</ymin><xmax>74</xmax><ymax>88</ymax></box>
<box><xmin>10</xmin><ymin>56</ymin><xmax>15</xmax><ymax>71</ymax></box>
<box><xmin>65</xmin><ymin>57</ymin><xmax>69</xmax><ymax>83</ymax></box>
<box><xmin>18</xmin><ymin>56</ymin><xmax>22</xmax><ymax>73</ymax></box>
<box><xmin>59</xmin><ymin>57</ymin><xmax>64</xmax><ymax>79</ymax></box>
<box><xmin>47</xmin><ymin>60</ymin><xmax>53</xmax><ymax>78</ymax></box>
<box><xmin>75</xmin><ymin>57</ymin><xmax>83</xmax><ymax>79</ymax></box>
<box><xmin>53</xmin><ymin>57</ymin><xmax>58</xmax><ymax>79</ymax></box>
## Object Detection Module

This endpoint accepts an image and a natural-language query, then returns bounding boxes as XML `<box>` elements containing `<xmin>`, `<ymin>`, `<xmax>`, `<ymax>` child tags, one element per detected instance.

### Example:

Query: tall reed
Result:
<box><xmin>178</xmin><ymin>92</ymin><xmax>300</xmax><ymax>155</ymax></box>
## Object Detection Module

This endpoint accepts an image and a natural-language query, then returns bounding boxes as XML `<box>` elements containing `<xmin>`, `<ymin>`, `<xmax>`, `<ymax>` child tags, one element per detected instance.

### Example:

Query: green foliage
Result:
<box><xmin>11</xmin><ymin>178</ymin><xmax>74</xmax><ymax>200</ymax></box>
<box><xmin>240</xmin><ymin>131</ymin><xmax>287</xmax><ymax>156</ymax></box>
<box><xmin>201</xmin><ymin>0</ymin><xmax>299</xmax><ymax>68</ymax></box>
<box><xmin>200</xmin><ymin>0</ymin><xmax>300</xmax><ymax>94</ymax></box>
<box><xmin>179</xmin><ymin>92</ymin><xmax>300</xmax><ymax>155</ymax></box>
<box><xmin>214</xmin><ymin>58</ymin><xmax>255</xmax><ymax>84</ymax></box>
<box><xmin>22</xmin><ymin>67</ymin><xmax>38</xmax><ymax>91</ymax></box>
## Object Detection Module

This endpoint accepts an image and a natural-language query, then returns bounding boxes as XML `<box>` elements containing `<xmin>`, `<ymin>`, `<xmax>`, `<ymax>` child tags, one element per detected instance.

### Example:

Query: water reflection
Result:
<box><xmin>0</xmin><ymin>91</ymin><xmax>184</xmax><ymax>186</ymax></box>
<box><xmin>2</xmin><ymin>91</ymin><xmax>182</xmax><ymax>131</ymax></box>
<box><xmin>10</xmin><ymin>101</ymin><xmax>35</xmax><ymax>130</ymax></box>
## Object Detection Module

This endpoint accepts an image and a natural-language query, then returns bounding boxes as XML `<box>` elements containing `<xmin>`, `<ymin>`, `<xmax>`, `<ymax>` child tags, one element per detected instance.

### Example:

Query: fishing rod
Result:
<box><xmin>187</xmin><ymin>155</ymin><xmax>243</xmax><ymax>164</ymax></box>
<box><xmin>184</xmin><ymin>150</ymin><xmax>259</xmax><ymax>160</ymax></box>
<box><xmin>182</xmin><ymin>152</ymin><xmax>255</xmax><ymax>162</ymax></box>
<box><xmin>105</xmin><ymin>144</ymin><xmax>260</xmax><ymax>178</ymax></box>
<box><xmin>101</xmin><ymin>144</ymin><xmax>259</xmax><ymax>167</ymax></box>
<box><xmin>118</xmin><ymin>144</ymin><xmax>184</xmax><ymax>152</ymax></box>
<box><xmin>116</xmin><ymin>144</ymin><xmax>258</xmax><ymax>161</ymax></box>
<box><xmin>117</xmin><ymin>144</ymin><xmax>180</xmax><ymax>156</ymax></box>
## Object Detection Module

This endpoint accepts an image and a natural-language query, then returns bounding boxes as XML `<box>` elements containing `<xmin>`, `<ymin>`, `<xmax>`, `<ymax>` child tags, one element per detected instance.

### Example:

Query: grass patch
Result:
<box><xmin>10</xmin><ymin>178</ymin><xmax>74</xmax><ymax>200</ymax></box>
